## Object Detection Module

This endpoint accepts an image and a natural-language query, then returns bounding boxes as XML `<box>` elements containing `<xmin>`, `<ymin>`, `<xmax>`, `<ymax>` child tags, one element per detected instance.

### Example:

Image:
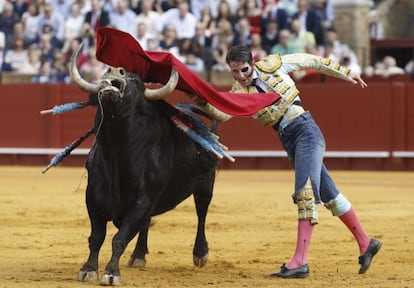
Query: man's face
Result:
<box><xmin>229</xmin><ymin>61</ymin><xmax>253</xmax><ymax>87</ymax></box>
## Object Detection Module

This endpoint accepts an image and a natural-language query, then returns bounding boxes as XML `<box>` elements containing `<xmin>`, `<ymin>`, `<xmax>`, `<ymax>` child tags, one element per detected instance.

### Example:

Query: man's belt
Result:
<box><xmin>276</xmin><ymin>102</ymin><xmax>305</xmax><ymax>130</ymax></box>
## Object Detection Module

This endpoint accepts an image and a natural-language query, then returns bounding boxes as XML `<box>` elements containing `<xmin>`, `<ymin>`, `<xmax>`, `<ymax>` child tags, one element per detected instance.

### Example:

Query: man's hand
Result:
<box><xmin>347</xmin><ymin>74</ymin><xmax>368</xmax><ymax>88</ymax></box>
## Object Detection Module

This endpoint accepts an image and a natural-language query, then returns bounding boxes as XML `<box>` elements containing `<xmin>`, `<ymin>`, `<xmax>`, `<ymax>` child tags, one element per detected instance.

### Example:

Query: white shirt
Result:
<box><xmin>136</xmin><ymin>10</ymin><xmax>161</xmax><ymax>36</ymax></box>
<box><xmin>64</xmin><ymin>14</ymin><xmax>84</xmax><ymax>41</ymax></box>
<box><xmin>110</xmin><ymin>8</ymin><xmax>137</xmax><ymax>37</ymax></box>
<box><xmin>157</xmin><ymin>8</ymin><xmax>197</xmax><ymax>39</ymax></box>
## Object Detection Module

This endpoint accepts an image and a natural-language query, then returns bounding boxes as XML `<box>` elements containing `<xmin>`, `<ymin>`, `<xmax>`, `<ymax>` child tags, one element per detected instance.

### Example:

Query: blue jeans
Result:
<box><xmin>275</xmin><ymin>111</ymin><xmax>340</xmax><ymax>204</ymax></box>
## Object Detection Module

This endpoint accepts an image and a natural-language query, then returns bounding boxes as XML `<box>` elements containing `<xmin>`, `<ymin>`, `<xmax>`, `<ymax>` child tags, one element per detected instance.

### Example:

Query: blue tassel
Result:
<box><xmin>40</xmin><ymin>101</ymin><xmax>89</xmax><ymax>115</ymax></box>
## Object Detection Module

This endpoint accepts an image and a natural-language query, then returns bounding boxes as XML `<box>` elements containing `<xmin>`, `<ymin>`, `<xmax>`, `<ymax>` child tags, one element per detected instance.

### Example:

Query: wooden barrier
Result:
<box><xmin>0</xmin><ymin>79</ymin><xmax>413</xmax><ymax>170</ymax></box>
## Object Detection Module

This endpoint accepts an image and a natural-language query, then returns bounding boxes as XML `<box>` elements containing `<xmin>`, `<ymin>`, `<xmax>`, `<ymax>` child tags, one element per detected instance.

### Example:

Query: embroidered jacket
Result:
<box><xmin>229</xmin><ymin>54</ymin><xmax>351</xmax><ymax>126</ymax></box>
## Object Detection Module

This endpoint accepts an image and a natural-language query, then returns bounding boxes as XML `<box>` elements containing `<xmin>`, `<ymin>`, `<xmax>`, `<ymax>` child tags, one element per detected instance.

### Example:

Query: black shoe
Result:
<box><xmin>270</xmin><ymin>263</ymin><xmax>309</xmax><ymax>278</ymax></box>
<box><xmin>358</xmin><ymin>238</ymin><xmax>382</xmax><ymax>274</ymax></box>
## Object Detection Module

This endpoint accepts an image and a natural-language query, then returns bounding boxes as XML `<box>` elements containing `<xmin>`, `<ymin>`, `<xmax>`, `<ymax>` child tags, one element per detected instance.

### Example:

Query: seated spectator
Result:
<box><xmin>293</xmin><ymin>0</ymin><xmax>325</xmax><ymax>47</ymax></box>
<box><xmin>211</xmin><ymin>36</ymin><xmax>230</xmax><ymax>73</ymax></box>
<box><xmin>0</xmin><ymin>2</ymin><xmax>20</xmax><ymax>48</ymax></box>
<box><xmin>146</xmin><ymin>37</ymin><xmax>161</xmax><ymax>51</ymax></box>
<box><xmin>372</xmin><ymin>56</ymin><xmax>404</xmax><ymax>78</ymax></box>
<box><xmin>192</xmin><ymin>22</ymin><xmax>213</xmax><ymax>69</ymax></box>
<box><xmin>38</xmin><ymin>32</ymin><xmax>57</xmax><ymax>63</ymax></box>
<box><xmin>175</xmin><ymin>38</ymin><xmax>202</xmax><ymax>61</ymax></box>
<box><xmin>37</xmin><ymin>3</ymin><xmax>65</xmax><ymax>48</ymax></box>
<box><xmin>250</xmin><ymin>33</ymin><xmax>267</xmax><ymax>62</ymax></box>
<box><xmin>2</xmin><ymin>37</ymin><xmax>28</xmax><ymax>72</ymax></box>
<box><xmin>84</xmin><ymin>0</ymin><xmax>110</xmax><ymax>31</ymax></box>
<box><xmin>110</xmin><ymin>0</ymin><xmax>137</xmax><ymax>36</ymax></box>
<box><xmin>280</xmin><ymin>0</ymin><xmax>299</xmax><ymax>18</ymax></box>
<box><xmin>21</xmin><ymin>3</ymin><xmax>41</xmax><ymax>46</ymax></box>
<box><xmin>176</xmin><ymin>38</ymin><xmax>205</xmax><ymax>74</ymax></box>
<box><xmin>198</xmin><ymin>6</ymin><xmax>215</xmax><ymax>35</ymax></box>
<box><xmin>242</xmin><ymin>0</ymin><xmax>263</xmax><ymax>29</ymax></box>
<box><xmin>213</xmin><ymin>0</ymin><xmax>237</xmax><ymax>33</ymax></box>
<box><xmin>51</xmin><ymin>50</ymin><xmax>70</xmax><ymax>83</ymax></box>
<box><xmin>135</xmin><ymin>0</ymin><xmax>161</xmax><ymax>37</ymax></box>
<box><xmin>261</xmin><ymin>19</ymin><xmax>279</xmax><ymax>55</ymax></box>
<box><xmin>51</xmin><ymin>0</ymin><xmax>72</xmax><ymax>20</ymax></box>
<box><xmin>135</xmin><ymin>22</ymin><xmax>154</xmax><ymax>50</ymax></box>
<box><xmin>12</xmin><ymin>0</ymin><xmax>29</xmax><ymax>19</ymax></box>
<box><xmin>40</xmin><ymin>23</ymin><xmax>62</xmax><ymax>51</ymax></box>
<box><xmin>290</xmin><ymin>18</ymin><xmax>316</xmax><ymax>53</ymax></box>
<box><xmin>190</xmin><ymin>0</ymin><xmax>219</xmax><ymax>20</ymax></box>
<box><xmin>18</xmin><ymin>44</ymin><xmax>41</xmax><ymax>75</ymax></box>
<box><xmin>183</xmin><ymin>53</ymin><xmax>205</xmax><ymax>74</ymax></box>
<box><xmin>261</xmin><ymin>0</ymin><xmax>289</xmax><ymax>31</ymax></box>
<box><xmin>211</xmin><ymin>18</ymin><xmax>234</xmax><ymax>49</ymax></box>
<box><xmin>270</xmin><ymin>29</ymin><xmax>297</xmax><ymax>55</ymax></box>
<box><xmin>64</xmin><ymin>2</ymin><xmax>84</xmax><ymax>44</ymax></box>
<box><xmin>312</xmin><ymin>0</ymin><xmax>335</xmax><ymax>30</ymax></box>
<box><xmin>232</xmin><ymin>17</ymin><xmax>252</xmax><ymax>47</ymax></box>
<box><xmin>159</xmin><ymin>24</ymin><xmax>180</xmax><ymax>56</ymax></box>
<box><xmin>31</xmin><ymin>60</ymin><xmax>56</xmax><ymax>83</ymax></box>
<box><xmin>156</xmin><ymin>1</ymin><xmax>197</xmax><ymax>40</ymax></box>
<box><xmin>7</xmin><ymin>21</ymin><xmax>27</xmax><ymax>51</ymax></box>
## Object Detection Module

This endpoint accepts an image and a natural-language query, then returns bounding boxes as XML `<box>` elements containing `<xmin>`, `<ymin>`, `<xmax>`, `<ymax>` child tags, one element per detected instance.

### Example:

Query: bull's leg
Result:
<box><xmin>78</xmin><ymin>214</ymin><xmax>107</xmax><ymax>282</ymax></box>
<box><xmin>192</xmin><ymin>173</ymin><xmax>214</xmax><ymax>267</ymax></box>
<box><xmin>128</xmin><ymin>219</ymin><xmax>150</xmax><ymax>268</ymax></box>
<box><xmin>101</xmin><ymin>200</ymin><xmax>151</xmax><ymax>286</ymax></box>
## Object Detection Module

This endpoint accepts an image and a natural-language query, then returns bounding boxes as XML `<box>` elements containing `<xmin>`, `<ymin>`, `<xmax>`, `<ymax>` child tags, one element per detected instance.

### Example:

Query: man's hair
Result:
<box><xmin>226</xmin><ymin>45</ymin><xmax>253</xmax><ymax>65</ymax></box>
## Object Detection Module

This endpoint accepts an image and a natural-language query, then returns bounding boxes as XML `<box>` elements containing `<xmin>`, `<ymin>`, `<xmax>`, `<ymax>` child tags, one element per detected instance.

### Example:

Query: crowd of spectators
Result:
<box><xmin>0</xmin><ymin>0</ymin><xmax>407</xmax><ymax>84</ymax></box>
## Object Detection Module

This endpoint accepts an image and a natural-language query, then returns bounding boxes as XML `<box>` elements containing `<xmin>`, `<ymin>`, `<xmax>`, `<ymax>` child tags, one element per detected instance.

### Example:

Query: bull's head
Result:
<box><xmin>69</xmin><ymin>42</ymin><xmax>179</xmax><ymax>101</ymax></box>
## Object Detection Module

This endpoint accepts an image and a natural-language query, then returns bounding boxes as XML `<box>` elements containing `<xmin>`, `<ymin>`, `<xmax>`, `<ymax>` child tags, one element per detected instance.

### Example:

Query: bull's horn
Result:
<box><xmin>144</xmin><ymin>68</ymin><xmax>179</xmax><ymax>100</ymax></box>
<box><xmin>201</xmin><ymin>103</ymin><xmax>233</xmax><ymax>122</ymax></box>
<box><xmin>69</xmin><ymin>42</ymin><xmax>100</xmax><ymax>93</ymax></box>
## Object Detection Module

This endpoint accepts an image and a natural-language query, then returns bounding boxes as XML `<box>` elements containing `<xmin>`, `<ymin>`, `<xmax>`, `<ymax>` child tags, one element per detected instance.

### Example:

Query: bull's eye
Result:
<box><xmin>111</xmin><ymin>79</ymin><xmax>122</xmax><ymax>90</ymax></box>
<box><xmin>119</xmin><ymin>69</ymin><xmax>125</xmax><ymax>76</ymax></box>
<box><xmin>107</xmin><ymin>68</ymin><xmax>112</xmax><ymax>73</ymax></box>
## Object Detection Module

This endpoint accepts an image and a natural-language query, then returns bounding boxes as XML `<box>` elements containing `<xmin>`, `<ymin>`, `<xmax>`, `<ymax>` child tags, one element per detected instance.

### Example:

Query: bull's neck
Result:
<box><xmin>96</xmin><ymin>109</ymin><xmax>156</xmax><ymax>150</ymax></box>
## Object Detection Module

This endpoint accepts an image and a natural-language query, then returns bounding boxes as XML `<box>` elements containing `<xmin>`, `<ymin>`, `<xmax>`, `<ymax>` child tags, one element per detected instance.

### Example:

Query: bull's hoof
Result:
<box><xmin>193</xmin><ymin>253</ymin><xmax>208</xmax><ymax>267</ymax></box>
<box><xmin>78</xmin><ymin>270</ymin><xmax>98</xmax><ymax>282</ymax></box>
<box><xmin>128</xmin><ymin>257</ymin><xmax>146</xmax><ymax>268</ymax></box>
<box><xmin>100</xmin><ymin>274</ymin><xmax>121</xmax><ymax>286</ymax></box>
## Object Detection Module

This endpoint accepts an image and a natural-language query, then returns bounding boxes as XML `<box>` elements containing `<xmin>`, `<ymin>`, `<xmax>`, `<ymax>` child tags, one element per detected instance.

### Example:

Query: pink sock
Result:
<box><xmin>287</xmin><ymin>220</ymin><xmax>314</xmax><ymax>268</ymax></box>
<box><xmin>339</xmin><ymin>208</ymin><xmax>371</xmax><ymax>254</ymax></box>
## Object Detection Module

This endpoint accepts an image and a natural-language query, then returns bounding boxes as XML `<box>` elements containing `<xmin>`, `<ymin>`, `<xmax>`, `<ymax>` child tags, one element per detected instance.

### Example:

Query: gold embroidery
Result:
<box><xmin>322</xmin><ymin>58</ymin><xmax>331</xmax><ymax>66</ymax></box>
<box><xmin>255</xmin><ymin>54</ymin><xmax>282</xmax><ymax>73</ymax></box>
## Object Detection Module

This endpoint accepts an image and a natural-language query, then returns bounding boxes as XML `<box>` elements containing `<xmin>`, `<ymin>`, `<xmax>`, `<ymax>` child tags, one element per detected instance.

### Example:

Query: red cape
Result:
<box><xmin>95</xmin><ymin>27</ymin><xmax>280</xmax><ymax>116</ymax></box>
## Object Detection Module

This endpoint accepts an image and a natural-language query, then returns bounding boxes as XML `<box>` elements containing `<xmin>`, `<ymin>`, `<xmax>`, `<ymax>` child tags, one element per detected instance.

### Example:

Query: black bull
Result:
<box><xmin>75</xmin><ymin>66</ymin><xmax>220</xmax><ymax>285</ymax></box>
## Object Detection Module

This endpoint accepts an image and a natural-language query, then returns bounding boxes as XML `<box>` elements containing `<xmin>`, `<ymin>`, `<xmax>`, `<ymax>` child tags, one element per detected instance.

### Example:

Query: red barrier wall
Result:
<box><xmin>0</xmin><ymin>80</ymin><xmax>413</xmax><ymax>170</ymax></box>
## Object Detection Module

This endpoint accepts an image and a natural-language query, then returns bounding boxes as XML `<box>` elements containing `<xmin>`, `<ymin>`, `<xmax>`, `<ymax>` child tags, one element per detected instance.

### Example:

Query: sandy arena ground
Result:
<box><xmin>0</xmin><ymin>166</ymin><xmax>413</xmax><ymax>288</ymax></box>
